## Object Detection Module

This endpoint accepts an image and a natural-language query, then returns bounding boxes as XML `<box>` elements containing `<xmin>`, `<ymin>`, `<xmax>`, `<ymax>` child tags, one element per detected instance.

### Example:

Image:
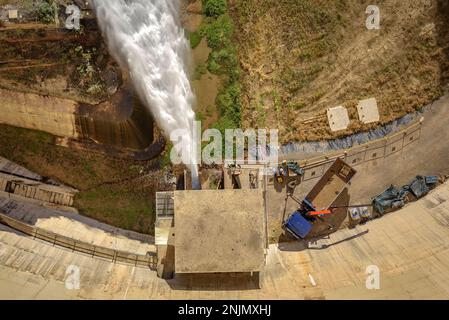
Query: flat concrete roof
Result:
<box><xmin>174</xmin><ymin>189</ymin><xmax>266</xmax><ymax>274</ymax></box>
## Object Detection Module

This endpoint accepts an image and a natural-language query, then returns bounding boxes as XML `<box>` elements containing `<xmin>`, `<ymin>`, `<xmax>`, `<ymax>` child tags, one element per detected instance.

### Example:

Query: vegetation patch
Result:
<box><xmin>198</xmin><ymin>1</ymin><xmax>242</xmax><ymax>134</ymax></box>
<box><xmin>37</xmin><ymin>0</ymin><xmax>55</xmax><ymax>24</ymax></box>
<box><xmin>73</xmin><ymin>45</ymin><xmax>108</xmax><ymax>98</ymax></box>
<box><xmin>0</xmin><ymin>17</ymin><xmax>114</xmax><ymax>104</ymax></box>
<box><xmin>202</xmin><ymin>0</ymin><xmax>227</xmax><ymax>18</ymax></box>
<box><xmin>0</xmin><ymin>124</ymin><xmax>161</xmax><ymax>235</ymax></box>
<box><xmin>189</xmin><ymin>30</ymin><xmax>202</xmax><ymax>49</ymax></box>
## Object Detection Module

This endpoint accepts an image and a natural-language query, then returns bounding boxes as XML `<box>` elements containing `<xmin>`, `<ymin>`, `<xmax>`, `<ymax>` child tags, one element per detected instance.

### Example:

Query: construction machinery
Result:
<box><xmin>283</xmin><ymin>158</ymin><xmax>359</xmax><ymax>240</ymax></box>
<box><xmin>274</xmin><ymin>161</ymin><xmax>304</xmax><ymax>186</ymax></box>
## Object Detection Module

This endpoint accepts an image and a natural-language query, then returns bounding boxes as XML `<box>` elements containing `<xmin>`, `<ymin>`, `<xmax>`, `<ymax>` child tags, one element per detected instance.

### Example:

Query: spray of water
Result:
<box><xmin>93</xmin><ymin>0</ymin><xmax>200</xmax><ymax>188</ymax></box>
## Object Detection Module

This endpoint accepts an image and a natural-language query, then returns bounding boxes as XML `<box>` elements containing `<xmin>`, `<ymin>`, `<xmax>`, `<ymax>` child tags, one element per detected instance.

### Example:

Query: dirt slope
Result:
<box><xmin>231</xmin><ymin>0</ymin><xmax>449</xmax><ymax>143</ymax></box>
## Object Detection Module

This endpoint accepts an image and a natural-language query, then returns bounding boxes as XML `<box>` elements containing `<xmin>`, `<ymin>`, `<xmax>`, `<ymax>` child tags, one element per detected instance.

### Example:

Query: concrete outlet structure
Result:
<box><xmin>0</xmin><ymin>87</ymin><xmax>165</xmax><ymax>159</ymax></box>
<box><xmin>156</xmin><ymin>165</ymin><xmax>268</xmax><ymax>287</ymax></box>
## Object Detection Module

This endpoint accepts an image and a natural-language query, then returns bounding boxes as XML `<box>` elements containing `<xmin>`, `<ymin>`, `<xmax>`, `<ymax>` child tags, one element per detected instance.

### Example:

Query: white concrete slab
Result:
<box><xmin>357</xmin><ymin>98</ymin><xmax>380</xmax><ymax>124</ymax></box>
<box><xmin>8</xmin><ymin>10</ymin><xmax>18</xmax><ymax>19</ymax></box>
<box><xmin>327</xmin><ymin>106</ymin><xmax>350</xmax><ymax>132</ymax></box>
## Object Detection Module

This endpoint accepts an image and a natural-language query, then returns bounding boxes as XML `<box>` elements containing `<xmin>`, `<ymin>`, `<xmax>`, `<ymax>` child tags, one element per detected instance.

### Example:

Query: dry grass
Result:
<box><xmin>231</xmin><ymin>0</ymin><xmax>449</xmax><ymax>143</ymax></box>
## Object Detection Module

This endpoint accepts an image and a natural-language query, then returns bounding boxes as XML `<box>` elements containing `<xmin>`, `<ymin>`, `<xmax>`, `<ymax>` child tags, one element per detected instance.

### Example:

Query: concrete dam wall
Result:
<box><xmin>0</xmin><ymin>87</ymin><xmax>161</xmax><ymax>157</ymax></box>
<box><xmin>0</xmin><ymin>88</ymin><xmax>79</xmax><ymax>138</ymax></box>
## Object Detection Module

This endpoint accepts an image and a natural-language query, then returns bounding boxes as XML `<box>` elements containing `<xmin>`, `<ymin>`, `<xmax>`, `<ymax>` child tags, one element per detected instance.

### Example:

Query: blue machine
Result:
<box><xmin>283</xmin><ymin>211</ymin><xmax>313</xmax><ymax>239</ymax></box>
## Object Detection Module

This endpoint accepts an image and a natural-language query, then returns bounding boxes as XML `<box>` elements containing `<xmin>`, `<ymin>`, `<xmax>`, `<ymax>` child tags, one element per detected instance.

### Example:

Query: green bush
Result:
<box><xmin>189</xmin><ymin>31</ymin><xmax>202</xmax><ymax>49</ymax></box>
<box><xmin>207</xmin><ymin>47</ymin><xmax>239</xmax><ymax>78</ymax></box>
<box><xmin>216</xmin><ymin>81</ymin><xmax>241</xmax><ymax>126</ymax></box>
<box><xmin>213</xmin><ymin>114</ymin><xmax>238</xmax><ymax>134</ymax></box>
<box><xmin>200</xmin><ymin>0</ymin><xmax>242</xmax><ymax>130</ymax></box>
<box><xmin>202</xmin><ymin>0</ymin><xmax>227</xmax><ymax>17</ymax></box>
<box><xmin>37</xmin><ymin>1</ymin><xmax>55</xmax><ymax>24</ymax></box>
<box><xmin>207</xmin><ymin>58</ymin><xmax>222</xmax><ymax>74</ymax></box>
<box><xmin>201</xmin><ymin>15</ymin><xmax>233</xmax><ymax>50</ymax></box>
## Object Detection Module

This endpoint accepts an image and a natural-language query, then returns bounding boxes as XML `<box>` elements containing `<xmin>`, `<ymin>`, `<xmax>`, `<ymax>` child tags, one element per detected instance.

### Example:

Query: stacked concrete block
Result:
<box><xmin>327</xmin><ymin>98</ymin><xmax>380</xmax><ymax>132</ymax></box>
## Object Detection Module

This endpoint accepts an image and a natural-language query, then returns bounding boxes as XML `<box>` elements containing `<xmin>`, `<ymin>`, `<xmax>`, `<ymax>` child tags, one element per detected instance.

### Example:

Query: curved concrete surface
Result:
<box><xmin>0</xmin><ymin>158</ymin><xmax>154</xmax><ymax>255</ymax></box>
<box><xmin>0</xmin><ymin>195</ymin><xmax>155</xmax><ymax>256</ymax></box>
<box><xmin>1</xmin><ymin>180</ymin><xmax>449</xmax><ymax>299</ymax></box>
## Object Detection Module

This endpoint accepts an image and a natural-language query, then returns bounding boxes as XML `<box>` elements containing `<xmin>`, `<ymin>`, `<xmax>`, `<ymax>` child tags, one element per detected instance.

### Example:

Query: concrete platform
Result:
<box><xmin>267</xmin><ymin>94</ymin><xmax>449</xmax><ymax>241</ymax></box>
<box><xmin>174</xmin><ymin>189</ymin><xmax>266</xmax><ymax>274</ymax></box>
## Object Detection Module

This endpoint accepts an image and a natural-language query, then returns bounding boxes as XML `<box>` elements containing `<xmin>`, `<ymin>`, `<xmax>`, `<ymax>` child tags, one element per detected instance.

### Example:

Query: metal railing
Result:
<box><xmin>0</xmin><ymin>212</ymin><xmax>157</xmax><ymax>269</ymax></box>
<box><xmin>292</xmin><ymin>121</ymin><xmax>422</xmax><ymax>182</ymax></box>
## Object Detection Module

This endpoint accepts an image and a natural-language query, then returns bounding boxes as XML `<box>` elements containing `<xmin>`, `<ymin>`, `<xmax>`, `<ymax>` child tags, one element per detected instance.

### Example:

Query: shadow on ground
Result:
<box><xmin>166</xmin><ymin>273</ymin><xmax>260</xmax><ymax>291</ymax></box>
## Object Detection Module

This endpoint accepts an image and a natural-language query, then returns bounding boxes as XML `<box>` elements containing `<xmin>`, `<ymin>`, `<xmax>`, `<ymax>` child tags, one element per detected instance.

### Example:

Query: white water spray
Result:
<box><xmin>93</xmin><ymin>0</ymin><xmax>199</xmax><ymax>188</ymax></box>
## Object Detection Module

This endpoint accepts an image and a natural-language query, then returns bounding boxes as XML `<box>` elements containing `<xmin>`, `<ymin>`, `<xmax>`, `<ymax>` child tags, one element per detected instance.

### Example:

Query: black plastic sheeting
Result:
<box><xmin>280</xmin><ymin>107</ymin><xmax>426</xmax><ymax>155</ymax></box>
<box><xmin>249</xmin><ymin>101</ymin><xmax>431</xmax><ymax>161</ymax></box>
<box><xmin>373</xmin><ymin>175</ymin><xmax>438</xmax><ymax>215</ymax></box>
